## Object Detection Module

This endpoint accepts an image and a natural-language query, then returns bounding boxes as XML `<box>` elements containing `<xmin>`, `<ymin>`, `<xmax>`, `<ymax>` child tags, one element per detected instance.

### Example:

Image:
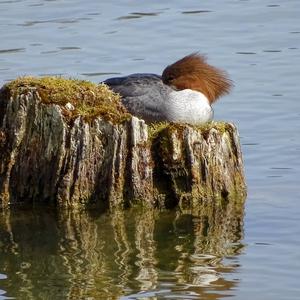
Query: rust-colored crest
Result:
<box><xmin>162</xmin><ymin>53</ymin><xmax>233</xmax><ymax>103</ymax></box>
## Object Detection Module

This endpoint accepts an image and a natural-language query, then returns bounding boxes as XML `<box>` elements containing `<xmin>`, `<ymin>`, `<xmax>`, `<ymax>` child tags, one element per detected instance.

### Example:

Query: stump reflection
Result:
<box><xmin>0</xmin><ymin>198</ymin><xmax>244</xmax><ymax>299</ymax></box>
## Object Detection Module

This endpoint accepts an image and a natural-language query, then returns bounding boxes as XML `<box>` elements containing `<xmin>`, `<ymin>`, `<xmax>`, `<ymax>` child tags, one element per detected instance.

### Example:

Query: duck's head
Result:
<box><xmin>162</xmin><ymin>53</ymin><xmax>233</xmax><ymax>104</ymax></box>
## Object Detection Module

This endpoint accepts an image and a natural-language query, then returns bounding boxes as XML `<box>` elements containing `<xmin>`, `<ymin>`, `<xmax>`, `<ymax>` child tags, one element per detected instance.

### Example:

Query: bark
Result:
<box><xmin>0</xmin><ymin>84</ymin><xmax>246</xmax><ymax>210</ymax></box>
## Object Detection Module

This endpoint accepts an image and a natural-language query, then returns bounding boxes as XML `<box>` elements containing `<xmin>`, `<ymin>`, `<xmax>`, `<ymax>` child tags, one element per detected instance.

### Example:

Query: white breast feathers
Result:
<box><xmin>163</xmin><ymin>89</ymin><xmax>213</xmax><ymax>124</ymax></box>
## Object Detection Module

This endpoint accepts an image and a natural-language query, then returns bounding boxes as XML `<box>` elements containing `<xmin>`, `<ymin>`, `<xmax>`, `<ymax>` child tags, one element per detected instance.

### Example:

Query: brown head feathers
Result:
<box><xmin>162</xmin><ymin>53</ymin><xmax>233</xmax><ymax>104</ymax></box>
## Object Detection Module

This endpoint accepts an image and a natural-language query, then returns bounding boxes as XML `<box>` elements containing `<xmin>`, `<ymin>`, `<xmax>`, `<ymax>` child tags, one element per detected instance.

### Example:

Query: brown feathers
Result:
<box><xmin>162</xmin><ymin>53</ymin><xmax>233</xmax><ymax>104</ymax></box>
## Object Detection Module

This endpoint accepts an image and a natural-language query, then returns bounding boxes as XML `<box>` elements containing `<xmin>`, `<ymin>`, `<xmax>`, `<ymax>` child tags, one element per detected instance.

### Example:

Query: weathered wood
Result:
<box><xmin>0</xmin><ymin>78</ymin><xmax>246</xmax><ymax>209</ymax></box>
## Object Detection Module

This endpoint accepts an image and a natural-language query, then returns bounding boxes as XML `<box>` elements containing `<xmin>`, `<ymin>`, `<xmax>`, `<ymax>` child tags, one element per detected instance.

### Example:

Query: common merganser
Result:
<box><xmin>103</xmin><ymin>53</ymin><xmax>232</xmax><ymax>124</ymax></box>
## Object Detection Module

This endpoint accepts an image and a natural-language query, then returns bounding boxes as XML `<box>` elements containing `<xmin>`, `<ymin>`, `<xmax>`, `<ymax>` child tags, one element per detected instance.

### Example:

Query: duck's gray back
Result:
<box><xmin>103</xmin><ymin>74</ymin><xmax>173</xmax><ymax>122</ymax></box>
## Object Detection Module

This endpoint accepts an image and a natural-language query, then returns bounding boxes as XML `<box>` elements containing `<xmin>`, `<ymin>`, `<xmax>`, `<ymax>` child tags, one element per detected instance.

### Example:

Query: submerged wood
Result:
<box><xmin>0</xmin><ymin>79</ymin><xmax>246</xmax><ymax>209</ymax></box>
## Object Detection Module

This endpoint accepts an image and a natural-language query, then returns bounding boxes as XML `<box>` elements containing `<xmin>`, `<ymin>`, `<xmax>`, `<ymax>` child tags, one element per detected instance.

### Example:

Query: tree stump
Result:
<box><xmin>0</xmin><ymin>77</ymin><xmax>246</xmax><ymax>210</ymax></box>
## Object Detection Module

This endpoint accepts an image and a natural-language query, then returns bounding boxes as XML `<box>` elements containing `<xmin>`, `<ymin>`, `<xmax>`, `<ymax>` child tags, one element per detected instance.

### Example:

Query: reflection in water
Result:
<box><xmin>134</xmin><ymin>210</ymin><xmax>158</xmax><ymax>291</ymax></box>
<box><xmin>111</xmin><ymin>211</ymin><xmax>132</xmax><ymax>290</ymax></box>
<box><xmin>0</xmin><ymin>198</ymin><xmax>244</xmax><ymax>299</ymax></box>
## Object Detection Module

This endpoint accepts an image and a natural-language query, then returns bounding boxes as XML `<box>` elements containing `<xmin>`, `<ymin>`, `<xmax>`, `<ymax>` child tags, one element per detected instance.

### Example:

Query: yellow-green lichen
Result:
<box><xmin>4</xmin><ymin>76</ymin><xmax>130</xmax><ymax>123</ymax></box>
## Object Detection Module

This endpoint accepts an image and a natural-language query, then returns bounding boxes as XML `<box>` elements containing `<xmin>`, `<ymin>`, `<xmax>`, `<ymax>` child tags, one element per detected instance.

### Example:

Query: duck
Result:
<box><xmin>103</xmin><ymin>53</ymin><xmax>232</xmax><ymax>125</ymax></box>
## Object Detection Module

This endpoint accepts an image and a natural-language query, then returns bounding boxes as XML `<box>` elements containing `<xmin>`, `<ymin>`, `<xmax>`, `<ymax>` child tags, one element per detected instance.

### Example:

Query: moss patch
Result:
<box><xmin>192</xmin><ymin>121</ymin><xmax>232</xmax><ymax>134</ymax></box>
<box><xmin>149</xmin><ymin>121</ymin><xmax>231</xmax><ymax>140</ymax></box>
<box><xmin>4</xmin><ymin>76</ymin><xmax>130</xmax><ymax>123</ymax></box>
<box><xmin>148</xmin><ymin>121</ymin><xmax>169</xmax><ymax>139</ymax></box>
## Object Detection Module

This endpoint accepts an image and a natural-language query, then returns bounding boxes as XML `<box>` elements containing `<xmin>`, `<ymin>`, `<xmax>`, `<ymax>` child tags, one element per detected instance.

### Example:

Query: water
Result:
<box><xmin>0</xmin><ymin>0</ymin><xmax>299</xmax><ymax>299</ymax></box>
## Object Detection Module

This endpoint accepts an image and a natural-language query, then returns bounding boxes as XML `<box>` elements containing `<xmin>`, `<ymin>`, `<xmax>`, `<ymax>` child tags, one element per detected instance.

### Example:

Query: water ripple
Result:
<box><xmin>236</xmin><ymin>51</ymin><xmax>257</xmax><ymax>55</ymax></box>
<box><xmin>19</xmin><ymin>17</ymin><xmax>91</xmax><ymax>27</ymax></box>
<box><xmin>181</xmin><ymin>10</ymin><xmax>212</xmax><ymax>14</ymax></box>
<box><xmin>116</xmin><ymin>12</ymin><xmax>160</xmax><ymax>20</ymax></box>
<box><xmin>0</xmin><ymin>0</ymin><xmax>22</xmax><ymax>3</ymax></box>
<box><xmin>58</xmin><ymin>47</ymin><xmax>81</xmax><ymax>51</ymax></box>
<box><xmin>0</xmin><ymin>48</ymin><xmax>25</xmax><ymax>54</ymax></box>
<box><xmin>263</xmin><ymin>49</ymin><xmax>282</xmax><ymax>53</ymax></box>
<box><xmin>81</xmin><ymin>72</ymin><xmax>121</xmax><ymax>77</ymax></box>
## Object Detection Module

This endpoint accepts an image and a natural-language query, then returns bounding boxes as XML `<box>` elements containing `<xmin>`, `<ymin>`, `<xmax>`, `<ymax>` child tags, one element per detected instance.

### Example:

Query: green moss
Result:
<box><xmin>148</xmin><ymin>122</ymin><xmax>170</xmax><ymax>140</ymax></box>
<box><xmin>4</xmin><ymin>76</ymin><xmax>130</xmax><ymax>123</ymax></box>
<box><xmin>148</xmin><ymin>121</ymin><xmax>231</xmax><ymax>140</ymax></box>
<box><xmin>192</xmin><ymin>121</ymin><xmax>232</xmax><ymax>135</ymax></box>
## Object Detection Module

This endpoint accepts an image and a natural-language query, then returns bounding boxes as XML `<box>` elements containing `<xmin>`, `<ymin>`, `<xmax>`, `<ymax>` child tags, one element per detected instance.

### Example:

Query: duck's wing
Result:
<box><xmin>103</xmin><ymin>74</ymin><xmax>171</xmax><ymax>122</ymax></box>
<box><xmin>104</xmin><ymin>73</ymin><xmax>161</xmax><ymax>96</ymax></box>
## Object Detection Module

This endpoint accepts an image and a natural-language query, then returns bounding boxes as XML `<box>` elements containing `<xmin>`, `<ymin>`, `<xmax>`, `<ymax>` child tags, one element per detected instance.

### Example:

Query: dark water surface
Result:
<box><xmin>0</xmin><ymin>0</ymin><xmax>300</xmax><ymax>299</ymax></box>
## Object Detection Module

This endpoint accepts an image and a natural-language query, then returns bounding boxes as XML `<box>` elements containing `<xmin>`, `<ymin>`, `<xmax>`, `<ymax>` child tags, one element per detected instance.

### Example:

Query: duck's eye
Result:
<box><xmin>166</xmin><ymin>75</ymin><xmax>175</xmax><ymax>82</ymax></box>
<box><xmin>162</xmin><ymin>72</ymin><xmax>175</xmax><ymax>84</ymax></box>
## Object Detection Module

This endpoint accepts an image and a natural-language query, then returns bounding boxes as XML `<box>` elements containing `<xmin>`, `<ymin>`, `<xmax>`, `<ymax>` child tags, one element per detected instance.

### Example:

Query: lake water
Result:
<box><xmin>0</xmin><ymin>0</ymin><xmax>300</xmax><ymax>299</ymax></box>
